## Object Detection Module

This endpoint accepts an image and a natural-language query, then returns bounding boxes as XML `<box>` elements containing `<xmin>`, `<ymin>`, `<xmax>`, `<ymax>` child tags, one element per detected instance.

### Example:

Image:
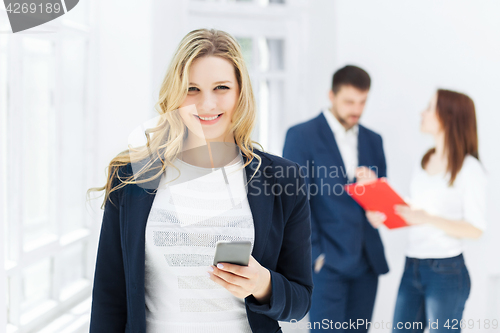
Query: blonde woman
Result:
<box><xmin>88</xmin><ymin>29</ymin><xmax>312</xmax><ymax>332</ymax></box>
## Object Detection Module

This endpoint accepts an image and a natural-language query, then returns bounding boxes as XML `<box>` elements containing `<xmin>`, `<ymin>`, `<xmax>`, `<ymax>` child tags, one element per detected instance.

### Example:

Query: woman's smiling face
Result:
<box><xmin>179</xmin><ymin>56</ymin><xmax>240</xmax><ymax>143</ymax></box>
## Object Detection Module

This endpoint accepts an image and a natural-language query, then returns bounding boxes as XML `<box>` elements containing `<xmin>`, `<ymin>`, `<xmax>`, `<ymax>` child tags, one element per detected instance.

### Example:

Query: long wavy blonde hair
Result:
<box><xmin>89</xmin><ymin>28</ymin><xmax>263</xmax><ymax>208</ymax></box>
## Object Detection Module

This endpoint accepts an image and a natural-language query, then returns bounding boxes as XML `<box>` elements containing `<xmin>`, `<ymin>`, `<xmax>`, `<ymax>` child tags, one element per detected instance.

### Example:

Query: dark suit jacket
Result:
<box><xmin>283</xmin><ymin>112</ymin><xmax>389</xmax><ymax>277</ymax></box>
<box><xmin>89</xmin><ymin>149</ymin><xmax>313</xmax><ymax>333</ymax></box>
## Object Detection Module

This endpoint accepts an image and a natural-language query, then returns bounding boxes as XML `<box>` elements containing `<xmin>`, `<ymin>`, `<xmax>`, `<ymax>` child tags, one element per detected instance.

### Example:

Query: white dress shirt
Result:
<box><xmin>322</xmin><ymin>108</ymin><xmax>359</xmax><ymax>181</ymax></box>
<box><xmin>406</xmin><ymin>155</ymin><xmax>487</xmax><ymax>259</ymax></box>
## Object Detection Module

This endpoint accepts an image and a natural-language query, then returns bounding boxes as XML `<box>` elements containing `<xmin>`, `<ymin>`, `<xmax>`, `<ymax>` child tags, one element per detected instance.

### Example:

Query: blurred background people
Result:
<box><xmin>283</xmin><ymin>65</ymin><xmax>388</xmax><ymax>332</ymax></box>
<box><xmin>367</xmin><ymin>89</ymin><xmax>486</xmax><ymax>333</ymax></box>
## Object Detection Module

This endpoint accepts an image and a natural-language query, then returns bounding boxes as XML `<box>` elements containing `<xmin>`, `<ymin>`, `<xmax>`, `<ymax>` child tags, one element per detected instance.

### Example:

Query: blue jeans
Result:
<box><xmin>392</xmin><ymin>254</ymin><xmax>471</xmax><ymax>333</ymax></box>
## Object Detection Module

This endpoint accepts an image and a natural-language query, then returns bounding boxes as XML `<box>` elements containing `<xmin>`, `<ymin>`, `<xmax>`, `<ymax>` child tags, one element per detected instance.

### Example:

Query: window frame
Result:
<box><xmin>1</xmin><ymin>2</ymin><xmax>97</xmax><ymax>332</ymax></box>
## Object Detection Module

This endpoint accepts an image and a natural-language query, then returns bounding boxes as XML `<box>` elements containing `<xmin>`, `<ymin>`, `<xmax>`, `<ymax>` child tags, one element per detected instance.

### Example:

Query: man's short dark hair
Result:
<box><xmin>331</xmin><ymin>65</ymin><xmax>371</xmax><ymax>94</ymax></box>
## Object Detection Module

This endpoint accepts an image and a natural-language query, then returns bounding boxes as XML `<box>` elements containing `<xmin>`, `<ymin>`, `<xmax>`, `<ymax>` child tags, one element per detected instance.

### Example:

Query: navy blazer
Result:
<box><xmin>89</xmin><ymin>149</ymin><xmax>313</xmax><ymax>333</ymax></box>
<box><xmin>283</xmin><ymin>112</ymin><xmax>389</xmax><ymax>277</ymax></box>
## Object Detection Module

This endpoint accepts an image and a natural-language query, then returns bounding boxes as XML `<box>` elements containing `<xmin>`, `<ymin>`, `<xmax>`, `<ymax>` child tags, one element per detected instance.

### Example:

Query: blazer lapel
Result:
<box><xmin>244</xmin><ymin>151</ymin><xmax>275</xmax><ymax>262</ymax></box>
<box><xmin>122</xmin><ymin>169</ymin><xmax>162</xmax><ymax>290</ymax></box>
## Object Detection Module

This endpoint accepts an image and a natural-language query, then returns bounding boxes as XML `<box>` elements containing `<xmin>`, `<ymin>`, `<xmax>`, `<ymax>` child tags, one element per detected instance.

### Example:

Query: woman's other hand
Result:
<box><xmin>208</xmin><ymin>255</ymin><xmax>272</xmax><ymax>304</ymax></box>
<box><xmin>365</xmin><ymin>211</ymin><xmax>387</xmax><ymax>229</ymax></box>
<box><xmin>394</xmin><ymin>204</ymin><xmax>429</xmax><ymax>225</ymax></box>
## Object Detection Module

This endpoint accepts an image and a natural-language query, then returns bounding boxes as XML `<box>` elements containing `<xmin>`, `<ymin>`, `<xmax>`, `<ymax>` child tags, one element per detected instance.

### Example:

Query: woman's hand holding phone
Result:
<box><xmin>208</xmin><ymin>255</ymin><xmax>272</xmax><ymax>304</ymax></box>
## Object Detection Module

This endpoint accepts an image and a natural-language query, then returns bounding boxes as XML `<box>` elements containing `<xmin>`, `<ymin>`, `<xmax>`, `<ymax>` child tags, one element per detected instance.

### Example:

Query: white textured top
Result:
<box><xmin>406</xmin><ymin>155</ymin><xmax>487</xmax><ymax>259</ymax></box>
<box><xmin>322</xmin><ymin>108</ymin><xmax>359</xmax><ymax>181</ymax></box>
<box><xmin>145</xmin><ymin>152</ymin><xmax>254</xmax><ymax>333</ymax></box>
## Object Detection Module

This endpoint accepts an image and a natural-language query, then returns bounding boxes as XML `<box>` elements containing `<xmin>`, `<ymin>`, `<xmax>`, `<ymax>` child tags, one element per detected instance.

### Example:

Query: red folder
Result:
<box><xmin>344</xmin><ymin>178</ymin><xmax>408</xmax><ymax>229</ymax></box>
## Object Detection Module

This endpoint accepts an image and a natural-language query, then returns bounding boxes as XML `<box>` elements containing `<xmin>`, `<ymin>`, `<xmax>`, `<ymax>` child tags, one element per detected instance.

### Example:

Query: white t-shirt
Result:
<box><xmin>406</xmin><ymin>155</ymin><xmax>487</xmax><ymax>259</ymax></box>
<box><xmin>144</xmin><ymin>153</ymin><xmax>254</xmax><ymax>333</ymax></box>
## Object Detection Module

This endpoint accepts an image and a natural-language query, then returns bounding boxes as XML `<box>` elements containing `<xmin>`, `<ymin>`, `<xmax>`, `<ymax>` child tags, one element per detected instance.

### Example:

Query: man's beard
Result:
<box><xmin>331</xmin><ymin>106</ymin><xmax>357</xmax><ymax>129</ymax></box>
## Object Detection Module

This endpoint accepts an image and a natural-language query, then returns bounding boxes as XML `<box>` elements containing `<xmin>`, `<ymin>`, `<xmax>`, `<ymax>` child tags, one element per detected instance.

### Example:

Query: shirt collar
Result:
<box><xmin>322</xmin><ymin>108</ymin><xmax>359</xmax><ymax>137</ymax></box>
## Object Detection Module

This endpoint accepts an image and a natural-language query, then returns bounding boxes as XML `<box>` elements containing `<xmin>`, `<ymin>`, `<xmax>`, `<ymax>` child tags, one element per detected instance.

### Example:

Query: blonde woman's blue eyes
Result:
<box><xmin>188</xmin><ymin>86</ymin><xmax>229</xmax><ymax>92</ymax></box>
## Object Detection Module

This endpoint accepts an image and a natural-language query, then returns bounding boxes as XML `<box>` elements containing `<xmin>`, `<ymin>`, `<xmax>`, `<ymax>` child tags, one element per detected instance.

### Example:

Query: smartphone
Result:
<box><xmin>213</xmin><ymin>240</ymin><xmax>252</xmax><ymax>266</ymax></box>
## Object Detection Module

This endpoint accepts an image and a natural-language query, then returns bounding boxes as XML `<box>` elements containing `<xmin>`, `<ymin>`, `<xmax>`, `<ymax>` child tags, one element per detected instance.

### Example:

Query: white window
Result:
<box><xmin>1</xmin><ymin>1</ymin><xmax>96</xmax><ymax>332</ymax></box>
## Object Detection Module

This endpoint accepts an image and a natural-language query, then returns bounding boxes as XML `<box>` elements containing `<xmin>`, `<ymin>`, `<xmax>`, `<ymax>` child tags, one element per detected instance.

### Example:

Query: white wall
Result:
<box><xmin>329</xmin><ymin>1</ymin><xmax>500</xmax><ymax>331</ymax></box>
<box><xmin>94</xmin><ymin>0</ymin><xmax>155</xmax><ymax>185</ymax></box>
<box><xmin>81</xmin><ymin>1</ymin><xmax>155</xmax><ymax>330</ymax></box>
<box><xmin>301</xmin><ymin>0</ymin><xmax>337</xmax><ymax>121</ymax></box>
<box><xmin>91</xmin><ymin>0</ymin><xmax>155</xmax><ymax>281</ymax></box>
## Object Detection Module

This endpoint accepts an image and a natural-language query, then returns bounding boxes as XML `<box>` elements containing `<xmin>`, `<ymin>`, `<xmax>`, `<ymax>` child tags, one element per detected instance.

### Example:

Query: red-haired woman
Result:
<box><xmin>367</xmin><ymin>89</ymin><xmax>486</xmax><ymax>333</ymax></box>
